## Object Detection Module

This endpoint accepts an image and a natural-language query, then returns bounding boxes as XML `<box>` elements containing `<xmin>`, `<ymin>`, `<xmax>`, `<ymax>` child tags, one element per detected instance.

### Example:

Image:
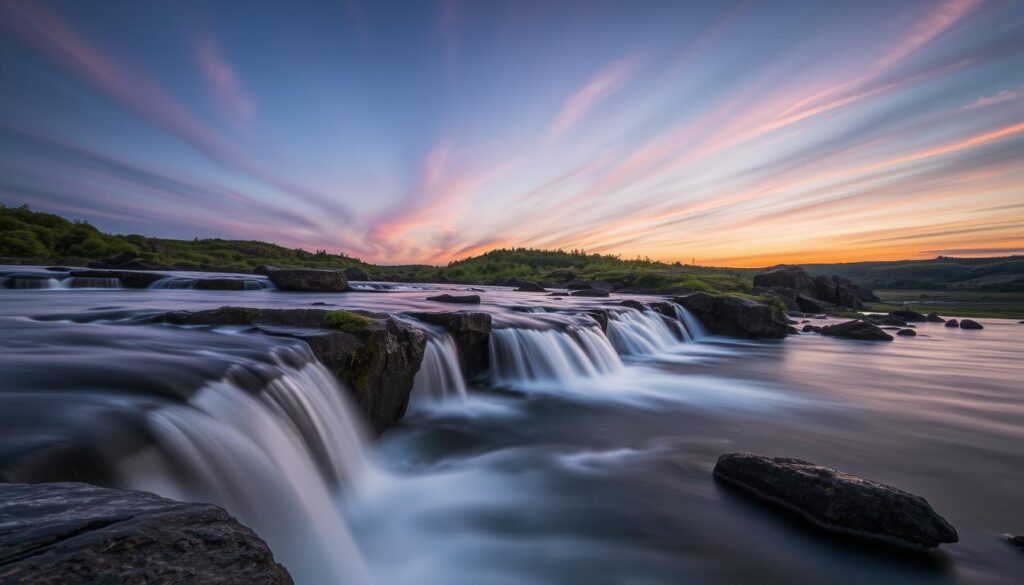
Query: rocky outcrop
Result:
<box><xmin>158</xmin><ymin>307</ymin><xmax>425</xmax><ymax>433</ymax></box>
<box><xmin>889</xmin><ymin>310</ymin><xmax>927</xmax><ymax>322</ymax></box>
<box><xmin>864</xmin><ymin>314</ymin><xmax>908</xmax><ymax>327</ymax></box>
<box><xmin>344</xmin><ymin>267</ymin><xmax>369</xmax><ymax>281</ymax></box>
<box><xmin>802</xmin><ymin>324</ymin><xmax>822</xmax><ymax>333</ymax></box>
<box><xmin>426</xmin><ymin>294</ymin><xmax>481</xmax><ymax>304</ymax></box>
<box><xmin>515</xmin><ymin>282</ymin><xmax>546</xmax><ymax>292</ymax></box>
<box><xmin>570</xmin><ymin>288</ymin><xmax>610</xmax><ymax>297</ymax></box>
<box><xmin>795</xmin><ymin>294</ymin><xmax>829</xmax><ymax>314</ymax></box>
<box><xmin>945</xmin><ymin>319</ymin><xmax>960</xmax><ymax>328</ymax></box>
<box><xmin>586</xmin><ymin>309</ymin><xmax>609</xmax><ymax>332</ymax></box>
<box><xmin>753</xmin><ymin>266</ymin><xmax>877</xmax><ymax>310</ymax></box>
<box><xmin>754</xmin><ymin>265</ymin><xmax>817</xmax><ymax>297</ymax></box>
<box><xmin>0</xmin><ymin>482</ymin><xmax>292</xmax><ymax>584</ymax></box>
<box><xmin>820</xmin><ymin>320</ymin><xmax>893</xmax><ymax>341</ymax></box>
<box><xmin>263</xmin><ymin>267</ymin><xmax>348</xmax><ymax>292</ymax></box>
<box><xmin>713</xmin><ymin>454</ymin><xmax>958</xmax><ymax>549</ymax></box>
<box><xmin>673</xmin><ymin>292</ymin><xmax>788</xmax><ymax>338</ymax></box>
<box><xmin>959</xmin><ymin>319</ymin><xmax>983</xmax><ymax>330</ymax></box>
<box><xmin>69</xmin><ymin>269</ymin><xmax>164</xmax><ymax>288</ymax></box>
<box><xmin>926</xmin><ymin>312</ymin><xmax>945</xmax><ymax>323</ymax></box>
<box><xmin>409</xmin><ymin>311</ymin><xmax>492</xmax><ymax>379</ymax></box>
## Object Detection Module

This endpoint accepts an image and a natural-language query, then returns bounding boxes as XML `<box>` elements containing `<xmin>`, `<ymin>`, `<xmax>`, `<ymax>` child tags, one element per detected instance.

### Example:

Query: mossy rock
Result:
<box><xmin>323</xmin><ymin>310</ymin><xmax>374</xmax><ymax>335</ymax></box>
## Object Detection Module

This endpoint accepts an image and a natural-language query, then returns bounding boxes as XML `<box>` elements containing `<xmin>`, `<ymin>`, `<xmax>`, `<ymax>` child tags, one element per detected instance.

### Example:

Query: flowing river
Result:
<box><xmin>1</xmin><ymin>266</ymin><xmax>1022</xmax><ymax>584</ymax></box>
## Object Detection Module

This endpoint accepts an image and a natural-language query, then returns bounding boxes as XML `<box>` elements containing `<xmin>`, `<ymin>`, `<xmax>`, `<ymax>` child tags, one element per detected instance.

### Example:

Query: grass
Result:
<box><xmin>323</xmin><ymin>310</ymin><xmax>374</xmax><ymax>334</ymax></box>
<box><xmin>866</xmin><ymin>290</ymin><xmax>1024</xmax><ymax>320</ymax></box>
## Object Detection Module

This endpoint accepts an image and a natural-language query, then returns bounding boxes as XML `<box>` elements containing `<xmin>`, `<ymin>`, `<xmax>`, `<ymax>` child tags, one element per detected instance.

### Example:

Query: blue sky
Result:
<box><xmin>1</xmin><ymin>0</ymin><xmax>1022</xmax><ymax>265</ymax></box>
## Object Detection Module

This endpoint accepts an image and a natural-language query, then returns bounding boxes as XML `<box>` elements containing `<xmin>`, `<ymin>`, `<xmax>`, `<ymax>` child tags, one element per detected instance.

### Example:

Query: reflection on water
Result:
<box><xmin>1</xmin><ymin>272</ymin><xmax>1023</xmax><ymax>584</ymax></box>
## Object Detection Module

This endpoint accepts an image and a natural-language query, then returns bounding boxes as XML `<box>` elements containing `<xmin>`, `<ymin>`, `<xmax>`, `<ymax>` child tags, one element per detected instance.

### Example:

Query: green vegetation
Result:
<box><xmin>323</xmin><ymin>310</ymin><xmax>374</xmax><ymax>334</ymax></box>
<box><xmin>866</xmin><ymin>290</ymin><xmax>1024</xmax><ymax>320</ymax></box>
<box><xmin>211</xmin><ymin>306</ymin><xmax>263</xmax><ymax>324</ymax></box>
<box><xmin>804</xmin><ymin>256</ymin><xmax>1024</xmax><ymax>293</ymax></box>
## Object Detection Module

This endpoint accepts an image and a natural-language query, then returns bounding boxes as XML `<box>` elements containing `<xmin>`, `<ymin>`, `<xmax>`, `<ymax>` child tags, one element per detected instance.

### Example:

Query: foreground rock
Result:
<box><xmin>426</xmin><ymin>294</ymin><xmax>480</xmax><ymax>304</ymax></box>
<box><xmin>945</xmin><ymin>319</ymin><xmax>959</xmax><ymax>328</ymax></box>
<box><xmin>409</xmin><ymin>311</ymin><xmax>492</xmax><ymax>379</ymax></box>
<box><xmin>674</xmin><ymin>292</ymin><xmax>788</xmax><ymax>338</ymax></box>
<box><xmin>262</xmin><ymin>267</ymin><xmax>348</xmax><ymax>292</ymax></box>
<box><xmin>820</xmin><ymin>320</ymin><xmax>893</xmax><ymax>341</ymax></box>
<box><xmin>959</xmin><ymin>319</ymin><xmax>984</xmax><ymax>330</ymax></box>
<box><xmin>0</xmin><ymin>482</ymin><xmax>292</xmax><ymax>584</ymax></box>
<box><xmin>159</xmin><ymin>307</ymin><xmax>425</xmax><ymax>433</ymax></box>
<box><xmin>713</xmin><ymin>454</ymin><xmax>958</xmax><ymax>549</ymax></box>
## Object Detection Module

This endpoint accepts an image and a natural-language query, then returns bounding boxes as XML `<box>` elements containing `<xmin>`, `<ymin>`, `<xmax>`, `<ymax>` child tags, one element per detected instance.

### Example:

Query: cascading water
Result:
<box><xmin>674</xmin><ymin>304</ymin><xmax>707</xmax><ymax>340</ymax></box>
<box><xmin>118</xmin><ymin>347</ymin><xmax>371</xmax><ymax>585</ymax></box>
<box><xmin>489</xmin><ymin>325</ymin><xmax>622</xmax><ymax>385</ymax></box>
<box><xmin>66</xmin><ymin>276</ymin><xmax>121</xmax><ymax>288</ymax></box>
<box><xmin>411</xmin><ymin>332</ymin><xmax>467</xmax><ymax>404</ymax></box>
<box><xmin>1</xmin><ymin>276</ymin><xmax>60</xmax><ymax>289</ymax></box>
<box><xmin>607</xmin><ymin>308</ymin><xmax>687</xmax><ymax>355</ymax></box>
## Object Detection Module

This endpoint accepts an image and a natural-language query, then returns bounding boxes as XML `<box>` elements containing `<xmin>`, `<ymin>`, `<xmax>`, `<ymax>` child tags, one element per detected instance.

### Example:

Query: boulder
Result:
<box><xmin>504</xmin><ymin>277</ymin><xmax>524</xmax><ymax>287</ymax></box>
<box><xmin>426</xmin><ymin>294</ymin><xmax>481</xmax><ymax>304</ymax></box>
<box><xmin>945</xmin><ymin>319</ymin><xmax>959</xmax><ymax>328</ymax></box>
<box><xmin>889</xmin><ymin>310</ymin><xmax>928</xmax><ymax>322</ymax></box>
<box><xmin>926</xmin><ymin>312</ymin><xmax>945</xmax><ymax>323</ymax></box>
<box><xmin>620</xmin><ymin>300</ymin><xmax>646</xmax><ymax>311</ymax></box>
<box><xmin>409</xmin><ymin>312</ymin><xmax>492</xmax><ymax>379</ymax></box>
<box><xmin>266</xmin><ymin>268</ymin><xmax>348</xmax><ymax>292</ymax></box>
<box><xmin>795</xmin><ymin>294</ymin><xmax>829</xmax><ymax>314</ymax></box>
<box><xmin>959</xmin><ymin>319</ymin><xmax>983</xmax><ymax>330</ymax></box>
<box><xmin>159</xmin><ymin>307</ymin><xmax>425</xmax><ymax>434</ymax></box>
<box><xmin>68</xmin><ymin>269</ymin><xmax>164</xmax><ymax>288</ymax></box>
<box><xmin>253</xmin><ymin>264</ymin><xmax>274</xmax><ymax>275</ymax></box>
<box><xmin>814</xmin><ymin>275</ymin><xmax>839</xmax><ymax>302</ymax></box>
<box><xmin>586</xmin><ymin>309</ymin><xmax>609</xmax><ymax>332</ymax></box>
<box><xmin>1004</xmin><ymin>534</ymin><xmax>1024</xmax><ymax>550</ymax></box>
<box><xmin>344</xmin><ymin>266</ymin><xmax>369</xmax><ymax>281</ymax></box>
<box><xmin>515</xmin><ymin>282</ymin><xmax>547</xmax><ymax>292</ymax></box>
<box><xmin>566</xmin><ymin>279</ymin><xmax>593</xmax><ymax>290</ymax></box>
<box><xmin>897</xmin><ymin>329</ymin><xmax>917</xmax><ymax>337</ymax></box>
<box><xmin>713</xmin><ymin>454</ymin><xmax>958</xmax><ymax>549</ymax></box>
<box><xmin>802</xmin><ymin>324</ymin><xmax>822</xmax><ymax>333</ymax></box>
<box><xmin>570</xmin><ymin>288</ymin><xmax>610</xmax><ymax>297</ymax></box>
<box><xmin>0</xmin><ymin>482</ymin><xmax>292</xmax><ymax>584</ymax></box>
<box><xmin>820</xmin><ymin>320</ymin><xmax>893</xmax><ymax>341</ymax></box>
<box><xmin>753</xmin><ymin>265</ymin><xmax>818</xmax><ymax>297</ymax></box>
<box><xmin>863</xmin><ymin>314</ymin><xmax>907</xmax><ymax>327</ymax></box>
<box><xmin>673</xmin><ymin>292</ymin><xmax>788</xmax><ymax>339</ymax></box>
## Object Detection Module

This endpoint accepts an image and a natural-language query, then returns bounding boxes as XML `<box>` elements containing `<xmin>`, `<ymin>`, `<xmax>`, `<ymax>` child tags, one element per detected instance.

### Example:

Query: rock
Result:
<box><xmin>504</xmin><ymin>277</ymin><xmax>524</xmax><ymax>287</ymax></box>
<box><xmin>515</xmin><ymin>282</ymin><xmax>547</xmax><ymax>292</ymax></box>
<box><xmin>863</xmin><ymin>314</ymin><xmax>907</xmax><ymax>327</ymax></box>
<box><xmin>795</xmin><ymin>294</ymin><xmax>829</xmax><ymax>314</ymax></box>
<box><xmin>959</xmin><ymin>319</ymin><xmax>983</xmax><ymax>330</ymax></box>
<box><xmin>409</xmin><ymin>312</ymin><xmax>492</xmax><ymax>379</ymax></box>
<box><xmin>266</xmin><ymin>268</ymin><xmax>347</xmax><ymax>292</ymax></box>
<box><xmin>787</xmin><ymin>325</ymin><xmax>799</xmax><ymax>335</ymax></box>
<box><xmin>253</xmin><ymin>264</ymin><xmax>274</xmax><ymax>275</ymax></box>
<box><xmin>897</xmin><ymin>329</ymin><xmax>917</xmax><ymax>337</ymax></box>
<box><xmin>570</xmin><ymin>288</ymin><xmax>610</xmax><ymax>297</ymax></box>
<box><xmin>772</xmin><ymin>294</ymin><xmax>800</xmax><ymax>312</ymax></box>
<box><xmin>344</xmin><ymin>266</ymin><xmax>369</xmax><ymax>281</ymax></box>
<box><xmin>753</xmin><ymin>265</ymin><xmax>818</xmax><ymax>298</ymax></box>
<box><xmin>586</xmin><ymin>309</ymin><xmax>609</xmax><ymax>332</ymax></box>
<box><xmin>1003</xmin><ymin>533</ymin><xmax>1024</xmax><ymax>550</ymax></box>
<box><xmin>713</xmin><ymin>454</ymin><xmax>958</xmax><ymax>549</ymax></box>
<box><xmin>820</xmin><ymin>320</ymin><xmax>893</xmax><ymax>341</ymax></box>
<box><xmin>68</xmin><ymin>269</ymin><xmax>164</xmax><ymax>288</ymax></box>
<box><xmin>620</xmin><ymin>300</ymin><xmax>647</xmax><ymax>311</ymax></box>
<box><xmin>945</xmin><ymin>319</ymin><xmax>959</xmax><ymax>328</ymax></box>
<box><xmin>802</xmin><ymin>324</ymin><xmax>822</xmax><ymax>333</ymax></box>
<box><xmin>194</xmin><ymin>278</ymin><xmax>255</xmax><ymax>291</ymax></box>
<box><xmin>566</xmin><ymin>279</ymin><xmax>592</xmax><ymax>290</ymax></box>
<box><xmin>889</xmin><ymin>310</ymin><xmax>928</xmax><ymax>322</ymax></box>
<box><xmin>159</xmin><ymin>307</ymin><xmax>425</xmax><ymax>433</ymax></box>
<box><xmin>814</xmin><ymin>275</ymin><xmax>839</xmax><ymax>302</ymax></box>
<box><xmin>926</xmin><ymin>312</ymin><xmax>945</xmax><ymax>323</ymax></box>
<box><xmin>0</xmin><ymin>482</ymin><xmax>293</xmax><ymax>584</ymax></box>
<box><xmin>673</xmin><ymin>292</ymin><xmax>788</xmax><ymax>339</ymax></box>
<box><xmin>426</xmin><ymin>294</ymin><xmax>481</xmax><ymax>304</ymax></box>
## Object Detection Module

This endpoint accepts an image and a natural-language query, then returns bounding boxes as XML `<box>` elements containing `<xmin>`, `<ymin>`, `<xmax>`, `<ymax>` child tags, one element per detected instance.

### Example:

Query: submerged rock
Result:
<box><xmin>889</xmin><ymin>310</ymin><xmax>928</xmax><ymax>322</ymax></box>
<box><xmin>0</xmin><ymin>482</ymin><xmax>293</xmax><ymax>584</ymax></box>
<box><xmin>409</xmin><ymin>311</ymin><xmax>492</xmax><ymax>379</ymax></box>
<box><xmin>264</xmin><ymin>267</ymin><xmax>348</xmax><ymax>292</ymax></box>
<box><xmin>802</xmin><ymin>324</ymin><xmax>822</xmax><ymax>333</ymax></box>
<box><xmin>959</xmin><ymin>319</ymin><xmax>984</xmax><ymax>330</ymax></box>
<box><xmin>926</xmin><ymin>312</ymin><xmax>945</xmax><ymax>323</ymax></box>
<box><xmin>515</xmin><ymin>282</ymin><xmax>547</xmax><ymax>292</ymax></box>
<box><xmin>897</xmin><ymin>328</ymin><xmax>917</xmax><ymax>337</ymax></box>
<box><xmin>820</xmin><ymin>320</ymin><xmax>893</xmax><ymax>341</ymax></box>
<box><xmin>673</xmin><ymin>292</ymin><xmax>788</xmax><ymax>339</ymax></box>
<box><xmin>426</xmin><ymin>294</ymin><xmax>481</xmax><ymax>304</ymax></box>
<box><xmin>570</xmin><ymin>288</ymin><xmax>610</xmax><ymax>297</ymax></box>
<box><xmin>713</xmin><ymin>454</ymin><xmax>958</xmax><ymax>549</ymax></box>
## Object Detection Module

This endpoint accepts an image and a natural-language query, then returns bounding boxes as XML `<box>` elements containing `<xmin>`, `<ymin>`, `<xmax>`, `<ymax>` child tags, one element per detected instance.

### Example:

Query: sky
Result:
<box><xmin>0</xmin><ymin>0</ymin><xmax>1022</xmax><ymax>267</ymax></box>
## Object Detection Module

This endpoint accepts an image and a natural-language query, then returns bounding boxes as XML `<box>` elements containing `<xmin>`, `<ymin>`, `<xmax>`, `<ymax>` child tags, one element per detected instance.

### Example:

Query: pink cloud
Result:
<box><xmin>963</xmin><ymin>86</ymin><xmax>1024</xmax><ymax>110</ymax></box>
<box><xmin>545</xmin><ymin>56</ymin><xmax>640</xmax><ymax>142</ymax></box>
<box><xmin>197</xmin><ymin>37</ymin><xmax>257</xmax><ymax>121</ymax></box>
<box><xmin>876</xmin><ymin>0</ymin><xmax>980</xmax><ymax>68</ymax></box>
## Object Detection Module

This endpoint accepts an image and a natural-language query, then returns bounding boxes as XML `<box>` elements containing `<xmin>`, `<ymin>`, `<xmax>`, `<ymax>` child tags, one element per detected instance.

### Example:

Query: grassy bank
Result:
<box><xmin>866</xmin><ymin>290</ymin><xmax>1024</xmax><ymax>320</ymax></box>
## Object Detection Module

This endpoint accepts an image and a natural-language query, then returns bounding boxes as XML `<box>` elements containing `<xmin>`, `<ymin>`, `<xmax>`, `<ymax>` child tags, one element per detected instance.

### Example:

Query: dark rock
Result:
<box><xmin>713</xmin><ymin>453</ymin><xmax>958</xmax><ymax>549</ymax></box>
<box><xmin>547</xmin><ymin>269</ymin><xmax>576</xmax><ymax>282</ymax></box>
<box><xmin>409</xmin><ymin>312</ymin><xmax>492</xmax><ymax>379</ymax></box>
<box><xmin>253</xmin><ymin>264</ymin><xmax>274</xmax><ymax>275</ymax></box>
<box><xmin>673</xmin><ymin>292</ymin><xmax>788</xmax><ymax>339</ymax></box>
<box><xmin>959</xmin><ymin>319</ymin><xmax>983</xmax><ymax>330</ymax></box>
<box><xmin>159</xmin><ymin>307</ymin><xmax>425</xmax><ymax>433</ymax></box>
<box><xmin>889</xmin><ymin>310</ymin><xmax>928</xmax><ymax>322</ymax></box>
<box><xmin>820</xmin><ymin>320</ymin><xmax>893</xmax><ymax>341</ymax></box>
<box><xmin>515</xmin><ymin>281</ymin><xmax>547</xmax><ymax>292</ymax></box>
<box><xmin>504</xmin><ymin>277</ymin><xmax>524</xmax><ymax>287</ymax></box>
<box><xmin>814</xmin><ymin>275</ymin><xmax>839</xmax><ymax>302</ymax></box>
<box><xmin>194</xmin><ymin>278</ymin><xmax>254</xmax><ymax>291</ymax></box>
<box><xmin>1004</xmin><ymin>534</ymin><xmax>1024</xmax><ymax>550</ymax></box>
<box><xmin>945</xmin><ymin>319</ymin><xmax>959</xmax><ymax>328</ymax></box>
<box><xmin>802</xmin><ymin>324</ymin><xmax>822</xmax><ymax>333</ymax></box>
<box><xmin>647</xmin><ymin>301</ymin><xmax>678</xmax><ymax>317</ymax></box>
<box><xmin>864</xmin><ymin>314</ymin><xmax>907</xmax><ymax>327</ymax></box>
<box><xmin>620</xmin><ymin>300</ymin><xmax>646</xmax><ymax>311</ymax></box>
<box><xmin>0</xmin><ymin>482</ymin><xmax>293</xmax><ymax>584</ymax></box>
<box><xmin>266</xmin><ymin>267</ymin><xmax>348</xmax><ymax>292</ymax></box>
<box><xmin>897</xmin><ymin>329</ymin><xmax>917</xmax><ymax>337</ymax></box>
<box><xmin>344</xmin><ymin>266</ymin><xmax>369</xmax><ymax>281</ymax></box>
<box><xmin>753</xmin><ymin>265</ymin><xmax>818</xmax><ymax>297</ymax></box>
<box><xmin>566</xmin><ymin>279</ymin><xmax>592</xmax><ymax>290</ymax></box>
<box><xmin>770</xmin><ymin>293</ymin><xmax>800</xmax><ymax>312</ymax></box>
<box><xmin>68</xmin><ymin>269</ymin><xmax>164</xmax><ymax>288</ymax></box>
<box><xmin>426</xmin><ymin>294</ymin><xmax>481</xmax><ymax>304</ymax></box>
<box><xmin>787</xmin><ymin>325</ymin><xmax>799</xmax><ymax>335</ymax></box>
<box><xmin>926</xmin><ymin>312</ymin><xmax>945</xmax><ymax>323</ymax></box>
<box><xmin>796</xmin><ymin>294</ymin><xmax>831</xmax><ymax>314</ymax></box>
<box><xmin>586</xmin><ymin>309</ymin><xmax>609</xmax><ymax>332</ymax></box>
<box><xmin>570</xmin><ymin>288</ymin><xmax>610</xmax><ymax>297</ymax></box>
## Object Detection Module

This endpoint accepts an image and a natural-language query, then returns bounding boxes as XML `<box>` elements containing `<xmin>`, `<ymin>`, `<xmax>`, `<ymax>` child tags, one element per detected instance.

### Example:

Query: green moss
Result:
<box><xmin>676</xmin><ymin>278</ymin><xmax>715</xmax><ymax>294</ymax></box>
<box><xmin>323</xmin><ymin>310</ymin><xmax>374</xmax><ymax>334</ymax></box>
<box><xmin>347</xmin><ymin>343</ymin><xmax>376</xmax><ymax>390</ymax></box>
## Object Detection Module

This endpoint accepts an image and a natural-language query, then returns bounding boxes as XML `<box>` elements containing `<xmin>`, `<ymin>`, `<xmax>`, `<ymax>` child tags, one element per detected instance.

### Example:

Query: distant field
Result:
<box><xmin>867</xmin><ymin>290</ymin><xmax>1024</xmax><ymax>320</ymax></box>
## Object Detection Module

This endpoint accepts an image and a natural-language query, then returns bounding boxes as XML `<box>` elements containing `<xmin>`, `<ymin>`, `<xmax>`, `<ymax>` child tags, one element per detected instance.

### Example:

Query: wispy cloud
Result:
<box><xmin>963</xmin><ymin>86</ymin><xmax>1024</xmax><ymax>110</ymax></box>
<box><xmin>197</xmin><ymin>37</ymin><xmax>256</xmax><ymax>122</ymax></box>
<box><xmin>545</xmin><ymin>56</ymin><xmax>640</xmax><ymax>142</ymax></box>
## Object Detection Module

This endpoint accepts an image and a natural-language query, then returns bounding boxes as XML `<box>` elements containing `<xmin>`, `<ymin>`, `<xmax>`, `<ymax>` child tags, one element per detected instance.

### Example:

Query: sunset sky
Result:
<box><xmin>1</xmin><ymin>0</ymin><xmax>1022</xmax><ymax>266</ymax></box>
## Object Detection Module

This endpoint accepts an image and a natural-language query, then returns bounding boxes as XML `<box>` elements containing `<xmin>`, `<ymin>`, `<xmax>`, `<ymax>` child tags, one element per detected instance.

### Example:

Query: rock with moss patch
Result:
<box><xmin>673</xmin><ymin>292</ymin><xmax>788</xmax><ymax>338</ymax></box>
<box><xmin>263</xmin><ymin>267</ymin><xmax>348</xmax><ymax>292</ymax></box>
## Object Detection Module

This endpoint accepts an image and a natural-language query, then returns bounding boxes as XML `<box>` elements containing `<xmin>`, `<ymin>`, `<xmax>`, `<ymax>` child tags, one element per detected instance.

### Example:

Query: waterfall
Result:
<box><xmin>674</xmin><ymin>303</ymin><xmax>707</xmax><ymax>340</ymax></box>
<box><xmin>66</xmin><ymin>276</ymin><xmax>121</xmax><ymax>288</ymax></box>
<box><xmin>607</xmin><ymin>308</ymin><xmax>686</xmax><ymax>355</ymax></box>
<box><xmin>118</xmin><ymin>348</ymin><xmax>371</xmax><ymax>585</ymax></box>
<box><xmin>1</xmin><ymin>276</ymin><xmax>60</xmax><ymax>289</ymax></box>
<box><xmin>489</xmin><ymin>326</ymin><xmax>622</xmax><ymax>385</ymax></box>
<box><xmin>149</xmin><ymin>276</ymin><xmax>198</xmax><ymax>289</ymax></box>
<box><xmin>411</xmin><ymin>333</ymin><xmax>467</xmax><ymax>403</ymax></box>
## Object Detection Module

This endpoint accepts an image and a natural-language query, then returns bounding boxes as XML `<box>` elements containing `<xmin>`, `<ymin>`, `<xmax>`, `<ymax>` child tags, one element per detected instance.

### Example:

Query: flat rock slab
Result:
<box><xmin>821</xmin><ymin>320</ymin><xmax>893</xmax><ymax>341</ymax></box>
<box><xmin>426</xmin><ymin>294</ymin><xmax>481</xmax><ymax>304</ymax></box>
<box><xmin>0</xmin><ymin>482</ymin><xmax>292</xmax><ymax>584</ymax></box>
<box><xmin>714</xmin><ymin>453</ymin><xmax>957</xmax><ymax>549</ymax></box>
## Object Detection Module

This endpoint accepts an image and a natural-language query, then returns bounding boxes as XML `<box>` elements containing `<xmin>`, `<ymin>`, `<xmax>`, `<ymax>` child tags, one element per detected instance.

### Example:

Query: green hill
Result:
<box><xmin>802</xmin><ymin>257</ymin><xmax>1024</xmax><ymax>292</ymax></box>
